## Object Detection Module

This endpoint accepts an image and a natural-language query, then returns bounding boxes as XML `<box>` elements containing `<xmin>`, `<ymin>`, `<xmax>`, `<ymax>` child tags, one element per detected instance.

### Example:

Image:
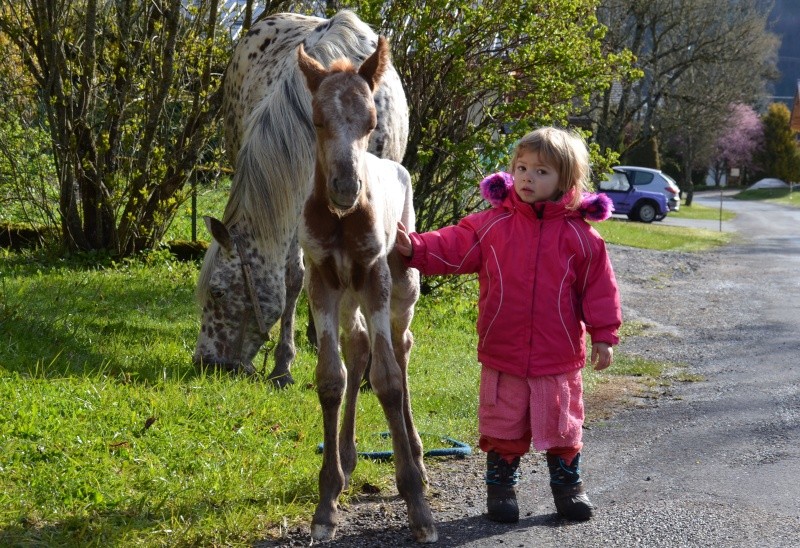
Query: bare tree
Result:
<box><xmin>589</xmin><ymin>0</ymin><xmax>779</xmax><ymax>190</ymax></box>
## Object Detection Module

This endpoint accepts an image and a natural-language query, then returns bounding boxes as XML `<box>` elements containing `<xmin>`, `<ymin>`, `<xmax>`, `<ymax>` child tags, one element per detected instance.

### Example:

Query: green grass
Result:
<box><xmin>592</xmin><ymin>218</ymin><xmax>732</xmax><ymax>251</ymax></box>
<box><xmin>670</xmin><ymin>202</ymin><xmax>735</xmax><ymax>221</ymax></box>
<box><xmin>0</xmin><ymin>249</ymin><xmax>480</xmax><ymax>546</ymax></box>
<box><xmin>733</xmin><ymin>186</ymin><xmax>800</xmax><ymax>207</ymax></box>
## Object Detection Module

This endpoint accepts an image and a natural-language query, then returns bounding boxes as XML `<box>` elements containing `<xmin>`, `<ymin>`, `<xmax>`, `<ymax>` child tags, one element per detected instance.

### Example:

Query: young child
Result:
<box><xmin>396</xmin><ymin>127</ymin><xmax>622</xmax><ymax>523</ymax></box>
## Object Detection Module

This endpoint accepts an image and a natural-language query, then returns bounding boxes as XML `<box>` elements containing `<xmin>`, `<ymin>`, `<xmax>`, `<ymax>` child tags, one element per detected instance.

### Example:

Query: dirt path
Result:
<box><xmin>261</xmin><ymin>194</ymin><xmax>800</xmax><ymax>547</ymax></box>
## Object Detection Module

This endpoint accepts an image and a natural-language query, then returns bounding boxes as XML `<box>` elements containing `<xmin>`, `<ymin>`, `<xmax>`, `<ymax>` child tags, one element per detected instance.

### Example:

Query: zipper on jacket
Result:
<box><xmin>529</xmin><ymin>211</ymin><xmax>544</xmax><ymax>367</ymax></box>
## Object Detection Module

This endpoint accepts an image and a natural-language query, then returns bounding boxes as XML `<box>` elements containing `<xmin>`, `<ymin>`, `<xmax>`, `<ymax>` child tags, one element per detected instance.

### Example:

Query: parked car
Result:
<box><xmin>597</xmin><ymin>175</ymin><xmax>670</xmax><ymax>223</ymax></box>
<box><xmin>612</xmin><ymin>166</ymin><xmax>681</xmax><ymax>212</ymax></box>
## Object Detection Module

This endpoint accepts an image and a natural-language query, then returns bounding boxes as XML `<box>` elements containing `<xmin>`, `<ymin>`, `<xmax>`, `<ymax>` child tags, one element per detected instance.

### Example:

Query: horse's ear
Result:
<box><xmin>297</xmin><ymin>44</ymin><xmax>327</xmax><ymax>93</ymax></box>
<box><xmin>204</xmin><ymin>216</ymin><xmax>232</xmax><ymax>251</ymax></box>
<box><xmin>358</xmin><ymin>36</ymin><xmax>390</xmax><ymax>92</ymax></box>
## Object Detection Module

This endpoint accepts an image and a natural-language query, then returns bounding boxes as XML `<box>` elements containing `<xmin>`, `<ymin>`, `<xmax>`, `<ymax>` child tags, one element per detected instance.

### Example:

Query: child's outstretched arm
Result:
<box><xmin>396</xmin><ymin>222</ymin><xmax>413</xmax><ymax>257</ymax></box>
<box><xmin>591</xmin><ymin>342</ymin><xmax>613</xmax><ymax>371</ymax></box>
<box><xmin>395</xmin><ymin>217</ymin><xmax>483</xmax><ymax>276</ymax></box>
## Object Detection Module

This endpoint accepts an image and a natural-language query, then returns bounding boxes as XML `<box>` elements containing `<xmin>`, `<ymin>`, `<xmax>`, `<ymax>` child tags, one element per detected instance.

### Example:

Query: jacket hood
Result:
<box><xmin>479</xmin><ymin>171</ymin><xmax>614</xmax><ymax>222</ymax></box>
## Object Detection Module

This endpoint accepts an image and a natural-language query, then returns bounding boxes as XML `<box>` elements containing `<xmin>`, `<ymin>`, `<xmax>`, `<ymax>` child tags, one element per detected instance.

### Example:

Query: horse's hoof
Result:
<box><xmin>412</xmin><ymin>524</ymin><xmax>438</xmax><ymax>543</ymax></box>
<box><xmin>266</xmin><ymin>371</ymin><xmax>295</xmax><ymax>389</ymax></box>
<box><xmin>310</xmin><ymin>522</ymin><xmax>337</xmax><ymax>541</ymax></box>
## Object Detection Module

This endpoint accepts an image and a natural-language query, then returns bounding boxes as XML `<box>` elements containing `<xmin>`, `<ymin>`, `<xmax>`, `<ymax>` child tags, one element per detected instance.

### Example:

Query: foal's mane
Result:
<box><xmin>221</xmin><ymin>10</ymin><xmax>381</xmax><ymax>248</ymax></box>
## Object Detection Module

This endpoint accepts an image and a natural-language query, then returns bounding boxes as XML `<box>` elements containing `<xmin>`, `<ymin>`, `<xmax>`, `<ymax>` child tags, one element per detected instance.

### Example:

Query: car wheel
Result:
<box><xmin>635</xmin><ymin>202</ymin><xmax>657</xmax><ymax>223</ymax></box>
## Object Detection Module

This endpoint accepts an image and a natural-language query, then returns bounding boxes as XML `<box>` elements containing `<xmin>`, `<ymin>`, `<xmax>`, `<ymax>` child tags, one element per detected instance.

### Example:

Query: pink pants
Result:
<box><xmin>478</xmin><ymin>367</ymin><xmax>584</xmax><ymax>460</ymax></box>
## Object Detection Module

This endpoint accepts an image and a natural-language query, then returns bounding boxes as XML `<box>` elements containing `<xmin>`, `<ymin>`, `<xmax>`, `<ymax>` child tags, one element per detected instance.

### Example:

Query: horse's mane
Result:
<box><xmin>222</xmin><ymin>10</ymin><xmax>383</xmax><ymax>248</ymax></box>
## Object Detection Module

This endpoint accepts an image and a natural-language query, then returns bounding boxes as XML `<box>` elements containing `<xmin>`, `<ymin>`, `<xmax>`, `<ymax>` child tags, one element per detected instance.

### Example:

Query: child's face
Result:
<box><xmin>512</xmin><ymin>150</ymin><xmax>560</xmax><ymax>204</ymax></box>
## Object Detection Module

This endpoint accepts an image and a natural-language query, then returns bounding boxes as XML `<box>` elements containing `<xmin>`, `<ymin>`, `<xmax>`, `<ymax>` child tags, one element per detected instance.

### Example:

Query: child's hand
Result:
<box><xmin>591</xmin><ymin>342</ymin><xmax>613</xmax><ymax>371</ymax></box>
<box><xmin>395</xmin><ymin>222</ymin><xmax>413</xmax><ymax>257</ymax></box>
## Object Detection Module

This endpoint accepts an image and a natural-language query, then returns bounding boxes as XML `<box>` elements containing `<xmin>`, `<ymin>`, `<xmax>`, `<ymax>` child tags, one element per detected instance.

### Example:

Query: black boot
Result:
<box><xmin>485</xmin><ymin>451</ymin><xmax>521</xmax><ymax>523</ymax></box>
<box><xmin>547</xmin><ymin>452</ymin><xmax>594</xmax><ymax>521</ymax></box>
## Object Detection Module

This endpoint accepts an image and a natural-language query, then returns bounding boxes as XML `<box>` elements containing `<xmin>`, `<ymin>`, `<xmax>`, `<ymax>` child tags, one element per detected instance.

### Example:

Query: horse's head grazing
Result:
<box><xmin>194</xmin><ymin>216</ymin><xmax>288</xmax><ymax>379</ymax></box>
<box><xmin>298</xmin><ymin>36</ymin><xmax>390</xmax><ymax>212</ymax></box>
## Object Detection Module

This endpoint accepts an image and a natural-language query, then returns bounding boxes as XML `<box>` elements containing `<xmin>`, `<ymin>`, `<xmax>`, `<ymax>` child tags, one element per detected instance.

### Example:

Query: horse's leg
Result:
<box><xmin>338</xmin><ymin>296</ymin><xmax>370</xmax><ymax>485</ymax></box>
<box><xmin>389</xmin><ymin>253</ymin><xmax>427</xmax><ymax>482</ymax></box>
<box><xmin>266</xmin><ymin>235</ymin><xmax>302</xmax><ymax>388</ymax></box>
<box><xmin>306</xmin><ymin>265</ymin><xmax>346</xmax><ymax>542</ymax></box>
<box><xmin>363</xmin><ymin>262</ymin><xmax>437</xmax><ymax>543</ymax></box>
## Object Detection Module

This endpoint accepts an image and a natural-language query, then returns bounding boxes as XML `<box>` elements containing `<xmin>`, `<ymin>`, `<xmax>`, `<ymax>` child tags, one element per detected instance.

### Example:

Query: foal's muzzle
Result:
<box><xmin>329</xmin><ymin>176</ymin><xmax>361</xmax><ymax>211</ymax></box>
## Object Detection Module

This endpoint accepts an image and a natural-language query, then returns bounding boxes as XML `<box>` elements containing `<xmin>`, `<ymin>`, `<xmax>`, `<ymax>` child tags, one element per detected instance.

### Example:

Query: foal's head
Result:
<box><xmin>298</xmin><ymin>36</ymin><xmax>390</xmax><ymax>212</ymax></box>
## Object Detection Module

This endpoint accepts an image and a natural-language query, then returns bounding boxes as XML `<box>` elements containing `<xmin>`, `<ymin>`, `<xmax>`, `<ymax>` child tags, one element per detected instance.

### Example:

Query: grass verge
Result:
<box><xmin>592</xmin><ymin>218</ymin><xmax>732</xmax><ymax>251</ymax></box>
<box><xmin>670</xmin><ymin>201</ymin><xmax>735</xmax><ymax>221</ymax></box>
<box><xmin>733</xmin><ymin>187</ymin><xmax>800</xmax><ymax>207</ymax></box>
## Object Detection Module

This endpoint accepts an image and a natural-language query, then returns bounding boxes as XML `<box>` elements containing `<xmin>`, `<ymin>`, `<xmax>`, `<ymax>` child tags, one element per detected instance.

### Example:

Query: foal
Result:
<box><xmin>297</xmin><ymin>38</ymin><xmax>437</xmax><ymax>543</ymax></box>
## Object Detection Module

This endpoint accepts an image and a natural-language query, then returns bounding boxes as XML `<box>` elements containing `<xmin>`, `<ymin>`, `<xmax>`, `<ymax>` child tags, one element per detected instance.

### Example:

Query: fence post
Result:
<box><xmin>191</xmin><ymin>176</ymin><xmax>197</xmax><ymax>242</ymax></box>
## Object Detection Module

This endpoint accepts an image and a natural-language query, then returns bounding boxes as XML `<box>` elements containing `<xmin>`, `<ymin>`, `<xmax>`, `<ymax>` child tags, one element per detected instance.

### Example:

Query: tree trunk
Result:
<box><xmin>683</xmin><ymin>152</ymin><xmax>695</xmax><ymax>207</ymax></box>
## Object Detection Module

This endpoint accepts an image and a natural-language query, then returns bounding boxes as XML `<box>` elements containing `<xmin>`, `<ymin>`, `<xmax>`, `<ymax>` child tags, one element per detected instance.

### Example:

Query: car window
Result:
<box><xmin>662</xmin><ymin>172</ymin><xmax>679</xmax><ymax>186</ymax></box>
<box><xmin>600</xmin><ymin>173</ymin><xmax>630</xmax><ymax>191</ymax></box>
<box><xmin>631</xmin><ymin>171</ymin><xmax>655</xmax><ymax>185</ymax></box>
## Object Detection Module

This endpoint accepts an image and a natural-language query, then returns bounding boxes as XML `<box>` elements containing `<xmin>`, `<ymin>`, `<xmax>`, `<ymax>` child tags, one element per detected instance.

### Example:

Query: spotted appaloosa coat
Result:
<box><xmin>407</xmin><ymin>174</ymin><xmax>622</xmax><ymax>378</ymax></box>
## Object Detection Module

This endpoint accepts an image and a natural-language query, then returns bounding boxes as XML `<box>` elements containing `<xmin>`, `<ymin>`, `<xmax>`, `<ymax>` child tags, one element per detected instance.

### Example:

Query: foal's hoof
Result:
<box><xmin>310</xmin><ymin>522</ymin><xmax>337</xmax><ymax>542</ymax></box>
<box><xmin>412</xmin><ymin>524</ymin><xmax>438</xmax><ymax>544</ymax></box>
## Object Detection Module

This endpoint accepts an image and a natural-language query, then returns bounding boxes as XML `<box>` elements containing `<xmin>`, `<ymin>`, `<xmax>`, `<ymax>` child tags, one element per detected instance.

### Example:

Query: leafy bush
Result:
<box><xmin>0</xmin><ymin>116</ymin><xmax>58</xmax><ymax>229</ymax></box>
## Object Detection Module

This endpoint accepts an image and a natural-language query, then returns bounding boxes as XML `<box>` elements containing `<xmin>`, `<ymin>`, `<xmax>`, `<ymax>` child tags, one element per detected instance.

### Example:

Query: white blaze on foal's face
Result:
<box><xmin>313</xmin><ymin>71</ymin><xmax>377</xmax><ymax>211</ymax></box>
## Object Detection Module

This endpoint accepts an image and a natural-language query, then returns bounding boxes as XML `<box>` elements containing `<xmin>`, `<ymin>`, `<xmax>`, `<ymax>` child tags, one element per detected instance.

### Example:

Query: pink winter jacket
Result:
<box><xmin>407</xmin><ymin>173</ymin><xmax>622</xmax><ymax>378</ymax></box>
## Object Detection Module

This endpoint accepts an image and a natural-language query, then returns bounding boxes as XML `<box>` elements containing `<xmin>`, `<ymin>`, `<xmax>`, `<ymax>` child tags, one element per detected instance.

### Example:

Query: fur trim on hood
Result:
<box><xmin>479</xmin><ymin>171</ymin><xmax>614</xmax><ymax>222</ymax></box>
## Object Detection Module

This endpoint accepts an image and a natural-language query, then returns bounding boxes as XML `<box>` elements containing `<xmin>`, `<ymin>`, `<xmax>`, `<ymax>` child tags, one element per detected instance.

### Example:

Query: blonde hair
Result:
<box><xmin>508</xmin><ymin>127</ymin><xmax>591</xmax><ymax>210</ymax></box>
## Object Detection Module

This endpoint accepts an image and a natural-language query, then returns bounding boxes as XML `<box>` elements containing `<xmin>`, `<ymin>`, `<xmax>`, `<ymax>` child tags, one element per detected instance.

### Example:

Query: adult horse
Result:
<box><xmin>194</xmin><ymin>11</ymin><xmax>408</xmax><ymax>386</ymax></box>
<box><xmin>297</xmin><ymin>38</ymin><xmax>436</xmax><ymax>543</ymax></box>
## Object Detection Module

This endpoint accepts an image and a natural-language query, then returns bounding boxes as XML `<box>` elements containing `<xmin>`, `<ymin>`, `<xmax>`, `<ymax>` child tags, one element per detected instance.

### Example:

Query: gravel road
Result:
<box><xmin>259</xmin><ymin>192</ymin><xmax>800</xmax><ymax>547</ymax></box>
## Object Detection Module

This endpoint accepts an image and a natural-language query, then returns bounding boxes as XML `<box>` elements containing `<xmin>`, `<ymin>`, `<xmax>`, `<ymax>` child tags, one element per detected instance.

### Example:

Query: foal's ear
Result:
<box><xmin>358</xmin><ymin>36</ymin><xmax>390</xmax><ymax>92</ymax></box>
<box><xmin>204</xmin><ymin>216</ymin><xmax>232</xmax><ymax>251</ymax></box>
<box><xmin>297</xmin><ymin>44</ymin><xmax>327</xmax><ymax>93</ymax></box>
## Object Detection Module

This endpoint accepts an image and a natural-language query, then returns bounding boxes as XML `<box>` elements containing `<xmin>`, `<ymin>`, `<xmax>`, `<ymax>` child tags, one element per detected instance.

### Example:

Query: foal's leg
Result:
<box><xmin>389</xmin><ymin>256</ymin><xmax>427</xmax><ymax>482</ymax></box>
<box><xmin>267</xmin><ymin>235</ymin><xmax>302</xmax><ymax>388</ymax></box>
<box><xmin>307</xmin><ymin>266</ymin><xmax>347</xmax><ymax>542</ymax></box>
<box><xmin>339</xmin><ymin>297</ymin><xmax>370</xmax><ymax>485</ymax></box>
<box><xmin>364</xmin><ymin>262</ymin><xmax>437</xmax><ymax>543</ymax></box>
